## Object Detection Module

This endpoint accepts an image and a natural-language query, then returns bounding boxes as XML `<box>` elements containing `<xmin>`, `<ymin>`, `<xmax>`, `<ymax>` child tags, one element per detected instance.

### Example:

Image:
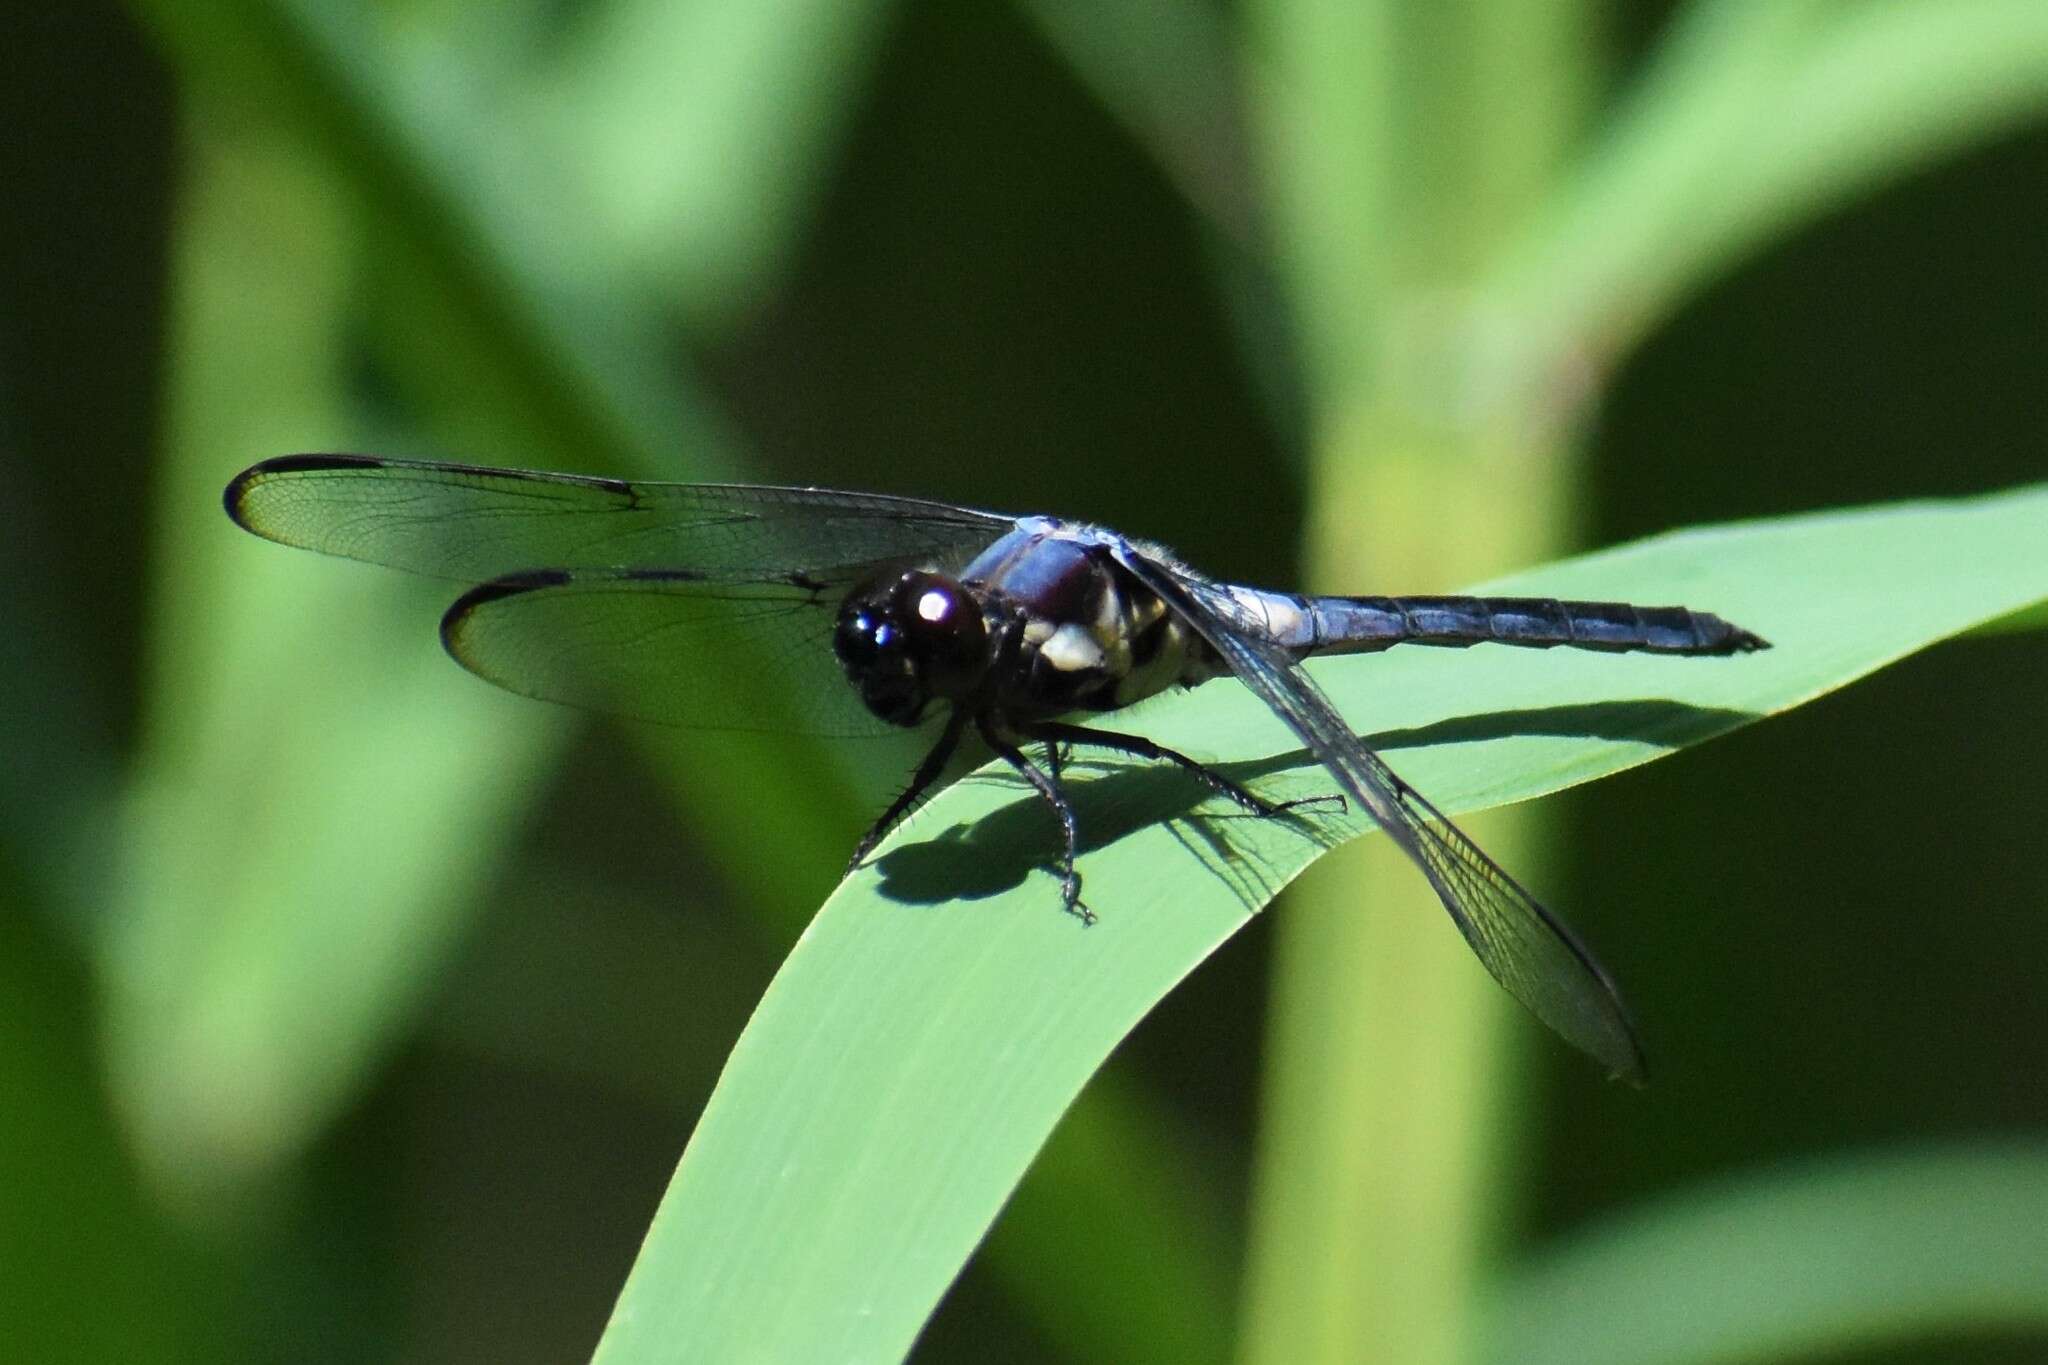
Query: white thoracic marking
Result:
<box><xmin>1041</xmin><ymin>622</ymin><xmax>1106</xmax><ymax>673</ymax></box>
<box><xmin>1094</xmin><ymin>582</ymin><xmax>1123</xmax><ymax>635</ymax></box>
<box><xmin>1117</xmin><ymin>614</ymin><xmax>1193</xmax><ymax>703</ymax></box>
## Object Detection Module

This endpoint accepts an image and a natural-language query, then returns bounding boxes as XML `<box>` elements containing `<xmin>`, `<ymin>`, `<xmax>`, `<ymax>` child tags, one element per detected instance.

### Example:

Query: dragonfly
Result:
<box><xmin>225</xmin><ymin>453</ymin><xmax>1767</xmax><ymax>1081</ymax></box>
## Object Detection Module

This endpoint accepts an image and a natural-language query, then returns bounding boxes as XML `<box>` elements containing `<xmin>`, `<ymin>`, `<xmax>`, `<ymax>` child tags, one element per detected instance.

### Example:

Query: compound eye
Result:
<box><xmin>835</xmin><ymin>614</ymin><xmax>865</xmax><ymax>660</ymax></box>
<box><xmin>836</xmin><ymin>608</ymin><xmax>891</xmax><ymax>662</ymax></box>
<box><xmin>893</xmin><ymin>574</ymin><xmax>988</xmax><ymax>697</ymax></box>
<box><xmin>833</xmin><ymin>583</ymin><xmax>936</xmax><ymax>726</ymax></box>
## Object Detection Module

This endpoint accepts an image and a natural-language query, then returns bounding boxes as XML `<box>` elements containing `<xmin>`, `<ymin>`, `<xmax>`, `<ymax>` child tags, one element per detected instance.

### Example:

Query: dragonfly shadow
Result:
<box><xmin>869</xmin><ymin>696</ymin><xmax>1762</xmax><ymax>915</ymax></box>
<box><xmin>870</xmin><ymin>749</ymin><xmax>1338</xmax><ymax>914</ymax></box>
<box><xmin>1363</xmin><ymin>696</ymin><xmax>1761</xmax><ymax>755</ymax></box>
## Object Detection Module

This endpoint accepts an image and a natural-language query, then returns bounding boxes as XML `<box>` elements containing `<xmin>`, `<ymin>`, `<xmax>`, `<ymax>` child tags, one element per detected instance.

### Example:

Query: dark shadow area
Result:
<box><xmin>1364</xmin><ymin>698</ymin><xmax>1764</xmax><ymax>755</ymax></box>
<box><xmin>870</xmin><ymin>697</ymin><xmax>1766</xmax><ymax>913</ymax></box>
<box><xmin>870</xmin><ymin>749</ymin><xmax>1341</xmax><ymax>913</ymax></box>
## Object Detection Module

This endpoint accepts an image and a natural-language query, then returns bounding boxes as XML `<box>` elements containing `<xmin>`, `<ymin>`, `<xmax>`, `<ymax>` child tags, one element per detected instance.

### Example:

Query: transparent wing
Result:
<box><xmin>225</xmin><ymin>454</ymin><xmax>1018</xmax><ymax>583</ymax></box>
<box><xmin>440</xmin><ymin>567</ymin><xmax>895</xmax><ymax>737</ymax></box>
<box><xmin>1111</xmin><ymin>544</ymin><xmax>1646</xmax><ymax>1083</ymax></box>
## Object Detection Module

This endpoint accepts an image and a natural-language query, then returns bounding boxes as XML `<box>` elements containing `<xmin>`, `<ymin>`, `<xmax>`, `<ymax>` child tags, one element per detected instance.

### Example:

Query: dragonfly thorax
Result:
<box><xmin>833</xmin><ymin>570</ymin><xmax>991</xmax><ymax>726</ymax></box>
<box><xmin>959</xmin><ymin>527</ymin><xmax>1214</xmax><ymax>722</ymax></box>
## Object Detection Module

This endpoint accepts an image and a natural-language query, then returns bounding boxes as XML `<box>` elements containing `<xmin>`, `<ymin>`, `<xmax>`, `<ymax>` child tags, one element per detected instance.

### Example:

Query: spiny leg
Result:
<box><xmin>848</xmin><ymin>707</ymin><xmax>970</xmax><ymax>874</ymax></box>
<box><xmin>1022</xmin><ymin>720</ymin><xmax>1344</xmax><ymax>819</ymax></box>
<box><xmin>979</xmin><ymin>718</ymin><xmax>1093</xmax><ymax>924</ymax></box>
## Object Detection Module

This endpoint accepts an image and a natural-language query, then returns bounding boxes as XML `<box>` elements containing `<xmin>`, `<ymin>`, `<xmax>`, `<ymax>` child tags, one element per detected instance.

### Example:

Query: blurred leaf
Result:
<box><xmin>594</xmin><ymin>483</ymin><xmax>2048</xmax><ymax>1361</ymax></box>
<box><xmin>1486</xmin><ymin>1141</ymin><xmax>2048</xmax><ymax>1365</ymax></box>
<box><xmin>113</xmin><ymin>0</ymin><xmax>886</xmax><ymax>1197</ymax></box>
<box><xmin>1018</xmin><ymin>0</ymin><xmax>1257</xmax><ymax>245</ymax></box>
<box><xmin>1</xmin><ymin>875</ymin><xmax>219</xmax><ymax>1364</ymax></box>
<box><xmin>530</xmin><ymin>0</ymin><xmax>897</xmax><ymax>332</ymax></box>
<box><xmin>126</xmin><ymin>0</ymin><xmax>736</xmax><ymax>470</ymax></box>
<box><xmin>1503</xmin><ymin>0</ymin><xmax>2048</xmax><ymax>387</ymax></box>
<box><xmin>0</xmin><ymin>561</ymin><xmax>117</xmax><ymax>922</ymax></box>
<box><xmin>1237</xmin><ymin>0</ymin><xmax>1393</xmax><ymax>405</ymax></box>
<box><xmin>106</xmin><ymin>123</ymin><xmax>444</xmax><ymax>1197</ymax></box>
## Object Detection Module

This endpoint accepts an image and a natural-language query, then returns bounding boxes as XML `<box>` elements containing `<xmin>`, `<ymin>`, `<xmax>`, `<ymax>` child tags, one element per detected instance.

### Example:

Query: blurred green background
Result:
<box><xmin>5</xmin><ymin>2</ymin><xmax>2047</xmax><ymax>1362</ymax></box>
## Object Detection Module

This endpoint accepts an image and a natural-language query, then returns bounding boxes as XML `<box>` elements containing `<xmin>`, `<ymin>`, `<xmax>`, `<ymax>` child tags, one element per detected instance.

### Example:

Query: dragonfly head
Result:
<box><xmin>834</xmin><ymin>570</ymin><xmax>990</xmax><ymax>726</ymax></box>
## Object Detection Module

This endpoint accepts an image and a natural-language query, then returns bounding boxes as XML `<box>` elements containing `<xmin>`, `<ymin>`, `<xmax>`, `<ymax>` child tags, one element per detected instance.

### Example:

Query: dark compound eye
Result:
<box><xmin>831</xmin><ymin>571</ymin><xmax>990</xmax><ymax>726</ymax></box>
<box><xmin>889</xmin><ymin>574</ymin><xmax>989</xmax><ymax>699</ymax></box>
<box><xmin>835</xmin><ymin>609</ymin><xmax>895</xmax><ymax>667</ymax></box>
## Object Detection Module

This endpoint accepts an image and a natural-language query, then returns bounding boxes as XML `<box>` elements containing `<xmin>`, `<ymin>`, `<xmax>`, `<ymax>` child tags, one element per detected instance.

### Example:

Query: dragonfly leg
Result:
<box><xmin>1021</xmin><ymin>720</ymin><xmax>1345</xmax><ymax>820</ymax></box>
<box><xmin>980</xmin><ymin>719</ymin><xmax>1093</xmax><ymax>924</ymax></box>
<box><xmin>847</xmin><ymin>707</ymin><xmax>970</xmax><ymax>875</ymax></box>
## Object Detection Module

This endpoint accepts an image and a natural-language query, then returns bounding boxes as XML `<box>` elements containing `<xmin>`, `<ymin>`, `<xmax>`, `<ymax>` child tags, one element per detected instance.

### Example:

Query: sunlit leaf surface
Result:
<box><xmin>596</xmin><ymin>484</ymin><xmax>2048</xmax><ymax>1362</ymax></box>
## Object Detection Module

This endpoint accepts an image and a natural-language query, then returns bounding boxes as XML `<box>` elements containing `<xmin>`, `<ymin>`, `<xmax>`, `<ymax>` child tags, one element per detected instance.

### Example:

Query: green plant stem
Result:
<box><xmin>1238</xmin><ymin>4</ymin><xmax>1597</xmax><ymax>1361</ymax></box>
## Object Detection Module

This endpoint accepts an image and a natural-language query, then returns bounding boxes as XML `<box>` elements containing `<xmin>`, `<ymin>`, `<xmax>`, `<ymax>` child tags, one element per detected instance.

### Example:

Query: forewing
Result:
<box><xmin>1111</xmin><ymin>544</ymin><xmax>1646</xmax><ymax>1083</ymax></box>
<box><xmin>441</xmin><ymin>567</ymin><xmax>895</xmax><ymax>737</ymax></box>
<box><xmin>226</xmin><ymin>454</ymin><xmax>1017</xmax><ymax>583</ymax></box>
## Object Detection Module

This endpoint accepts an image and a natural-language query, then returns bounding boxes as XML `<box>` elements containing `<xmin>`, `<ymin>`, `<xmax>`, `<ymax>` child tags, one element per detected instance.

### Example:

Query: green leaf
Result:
<box><xmin>1504</xmin><ymin>0</ymin><xmax>2048</xmax><ymax>377</ymax></box>
<box><xmin>115</xmin><ymin>0</ymin><xmax>878</xmax><ymax>1194</ymax></box>
<box><xmin>1018</xmin><ymin>0</ymin><xmax>1257</xmax><ymax>244</ymax></box>
<box><xmin>595</xmin><ymin>483</ymin><xmax>2048</xmax><ymax>1361</ymax></box>
<box><xmin>533</xmin><ymin>0</ymin><xmax>896</xmax><ymax>331</ymax></box>
<box><xmin>1484</xmin><ymin>1141</ymin><xmax>2048</xmax><ymax>1365</ymax></box>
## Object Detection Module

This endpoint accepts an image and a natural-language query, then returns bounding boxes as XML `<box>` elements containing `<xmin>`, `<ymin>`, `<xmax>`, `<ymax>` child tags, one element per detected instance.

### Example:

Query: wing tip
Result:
<box><xmin>1609</xmin><ymin>1036</ymin><xmax>1651</xmax><ymax>1088</ymax></box>
<box><xmin>440</xmin><ymin>570</ymin><xmax>578</xmax><ymax>685</ymax></box>
<box><xmin>441</xmin><ymin>568</ymin><xmax>574</xmax><ymax>639</ymax></box>
<box><xmin>223</xmin><ymin>453</ymin><xmax>389</xmax><ymax>531</ymax></box>
<box><xmin>1573</xmin><ymin>956</ymin><xmax>1651</xmax><ymax>1088</ymax></box>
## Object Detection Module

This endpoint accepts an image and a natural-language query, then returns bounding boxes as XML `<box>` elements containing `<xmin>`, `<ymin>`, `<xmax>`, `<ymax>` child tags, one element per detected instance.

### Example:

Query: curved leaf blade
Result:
<box><xmin>596</xmin><ymin>484</ymin><xmax>2048</xmax><ymax>1363</ymax></box>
